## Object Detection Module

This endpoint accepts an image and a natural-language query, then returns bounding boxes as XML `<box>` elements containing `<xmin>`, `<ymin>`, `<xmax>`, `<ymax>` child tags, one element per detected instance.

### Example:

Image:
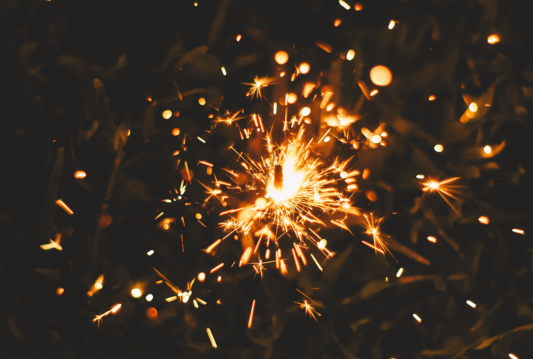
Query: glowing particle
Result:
<box><xmin>370</xmin><ymin>89</ymin><xmax>379</xmax><ymax>96</ymax></box>
<box><xmin>172</xmin><ymin>128</ymin><xmax>180</xmax><ymax>136</ymax></box>
<box><xmin>388</xmin><ymin>21</ymin><xmax>396</xmax><ymax>29</ymax></box>
<box><xmin>198</xmin><ymin>98</ymin><xmax>206</xmax><ymax>106</ymax></box>
<box><xmin>318</xmin><ymin>239</ymin><xmax>327</xmax><ymax>250</ymax></box>
<box><xmin>74</xmin><ymin>170</ymin><xmax>86</xmax><ymax>179</ymax></box>
<box><xmin>248</xmin><ymin>300</ymin><xmax>256</xmax><ymax>328</ymax></box>
<box><xmin>512</xmin><ymin>228</ymin><xmax>524</xmax><ymax>234</ymax></box>
<box><xmin>487</xmin><ymin>34</ymin><xmax>500</xmax><ymax>44</ymax></box>
<box><xmin>326</xmin><ymin>103</ymin><xmax>335</xmax><ymax>111</ymax></box>
<box><xmin>340</xmin><ymin>172</ymin><xmax>348</xmax><ymax>178</ymax></box>
<box><xmin>206</xmin><ymin>328</ymin><xmax>217</xmax><ymax>348</ymax></box>
<box><xmin>396</xmin><ymin>268</ymin><xmax>404</xmax><ymax>277</ymax></box>
<box><xmin>275</xmin><ymin>51</ymin><xmax>289</xmax><ymax>65</ymax></box>
<box><xmin>427</xmin><ymin>236</ymin><xmax>437</xmax><ymax>243</ymax></box>
<box><xmin>362</xmin><ymin>169</ymin><xmax>370</xmax><ymax>179</ymax></box>
<box><xmin>287</xmin><ymin>93</ymin><xmax>298</xmax><ymax>104</ymax></box>
<box><xmin>56</xmin><ymin>199</ymin><xmax>74</xmax><ymax>215</ymax></box>
<box><xmin>198</xmin><ymin>136</ymin><xmax>206</xmax><ymax>143</ymax></box>
<box><xmin>416</xmin><ymin>174</ymin><xmax>425</xmax><ymax>179</ymax></box>
<box><xmin>273</xmin><ymin>102</ymin><xmax>277</xmax><ymax>114</ymax></box>
<box><xmin>413</xmin><ymin>314</ymin><xmax>422</xmax><ymax>322</ymax></box>
<box><xmin>299</xmin><ymin>63</ymin><xmax>310</xmax><ymax>74</ymax></box>
<box><xmin>483</xmin><ymin>145</ymin><xmax>491</xmax><ymax>154</ymax></box>
<box><xmin>434</xmin><ymin>144</ymin><xmax>444</xmax><ymax>152</ymax></box>
<box><xmin>428</xmin><ymin>95</ymin><xmax>436</xmax><ymax>101</ymax></box>
<box><xmin>469</xmin><ymin>102</ymin><xmax>478</xmax><ymax>112</ymax></box>
<box><xmin>174</xmin><ymin>111</ymin><xmax>180</xmax><ymax>117</ymax></box>
<box><xmin>323</xmin><ymin>136</ymin><xmax>331</xmax><ymax>143</ymax></box>
<box><xmin>300</xmin><ymin>107</ymin><xmax>311</xmax><ymax>116</ymax></box>
<box><xmin>217</xmin><ymin>276</ymin><xmax>221</xmax><ymax>282</ymax></box>
<box><xmin>339</xmin><ymin>0</ymin><xmax>350</xmax><ymax>10</ymax></box>
<box><xmin>334</xmin><ymin>19</ymin><xmax>342</xmax><ymax>27</ymax></box>
<box><xmin>354</xmin><ymin>3</ymin><xmax>363</xmax><ymax>11</ymax></box>
<box><xmin>236</xmin><ymin>34</ymin><xmax>242</xmax><ymax>42</ymax></box>
<box><xmin>131</xmin><ymin>288</ymin><xmax>142</xmax><ymax>298</ymax></box>
<box><xmin>56</xmin><ymin>287</ymin><xmax>64</xmax><ymax>295</ymax></box>
<box><xmin>370</xmin><ymin>65</ymin><xmax>392</xmax><ymax>86</ymax></box>
<box><xmin>479</xmin><ymin>216</ymin><xmax>489</xmax><ymax>225</ymax></box>
<box><xmin>146</xmin><ymin>307</ymin><xmax>158</xmax><ymax>320</ymax></box>
<box><xmin>195</xmin><ymin>213</ymin><xmax>202</xmax><ymax>220</ymax></box>
<box><xmin>146</xmin><ymin>294</ymin><xmax>153</xmax><ymax>302</ymax></box>
<box><xmin>147</xmin><ymin>249</ymin><xmax>154</xmax><ymax>256</ymax></box>
<box><xmin>346</xmin><ymin>49</ymin><xmax>355</xmax><ymax>61</ymax></box>
<box><xmin>162</xmin><ymin>110</ymin><xmax>172</xmax><ymax>119</ymax></box>
<box><xmin>198</xmin><ymin>272</ymin><xmax>206</xmax><ymax>282</ymax></box>
<box><xmin>221</xmin><ymin>67</ymin><xmax>227</xmax><ymax>76</ymax></box>
<box><xmin>210</xmin><ymin>263</ymin><xmax>224</xmax><ymax>273</ymax></box>
<box><xmin>371</xmin><ymin>134</ymin><xmax>382</xmax><ymax>144</ymax></box>
<box><xmin>95</xmin><ymin>282</ymin><xmax>103</xmax><ymax>290</ymax></box>
<box><xmin>466</xmin><ymin>300</ymin><xmax>476</xmax><ymax>308</ymax></box>
<box><xmin>166</xmin><ymin>296</ymin><xmax>177</xmax><ymax>302</ymax></box>
<box><xmin>509</xmin><ymin>354</ymin><xmax>519</xmax><ymax>359</ymax></box>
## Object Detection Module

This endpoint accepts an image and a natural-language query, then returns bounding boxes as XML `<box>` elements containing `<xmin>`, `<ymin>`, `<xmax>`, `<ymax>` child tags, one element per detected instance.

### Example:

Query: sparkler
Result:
<box><xmin>295</xmin><ymin>289</ymin><xmax>321</xmax><ymax>321</ymax></box>
<box><xmin>421</xmin><ymin>176</ymin><xmax>462</xmax><ymax>213</ymax></box>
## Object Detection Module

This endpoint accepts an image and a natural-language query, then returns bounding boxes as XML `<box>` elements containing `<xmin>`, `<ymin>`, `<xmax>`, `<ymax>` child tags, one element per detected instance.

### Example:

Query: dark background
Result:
<box><xmin>1</xmin><ymin>0</ymin><xmax>533</xmax><ymax>358</ymax></box>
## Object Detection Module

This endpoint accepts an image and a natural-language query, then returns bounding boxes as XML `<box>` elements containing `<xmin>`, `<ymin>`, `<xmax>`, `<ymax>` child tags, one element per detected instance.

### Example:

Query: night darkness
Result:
<box><xmin>1</xmin><ymin>0</ymin><xmax>533</xmax><ymax>358</ymax></box>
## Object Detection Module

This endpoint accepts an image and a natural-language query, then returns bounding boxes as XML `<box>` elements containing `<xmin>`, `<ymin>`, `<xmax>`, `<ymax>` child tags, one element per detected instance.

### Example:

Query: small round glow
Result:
<box><xmin>299</xmin><ymin>63</ymin><xmax>310</xmax><ymax>74</ymax></box>
<box><xmin>174</xmin><ymin>111</ymin><xmax>180</xmax><ymax>117</ymax></box>
<box><xmin>483</xmin><ymin>145</ymin><xmax>492</xmax><ymax>154</ymax></box>
<box><xmin>318</xmin><ymin>239</ymin><xmax>327</xmax><ymax>249</ymax></box>
<box><xmin>371</xmin><ymin>134</ymin><xmax>382</xmax><ymax>144</ymax></box>
<box><xmin>146</xmin><ymin>307</ymin><xmax>158</xmax><ymax>320</ymax></box>
<box><xmin>487</xmin><ymin>34</ymin><xmax>500</xmax><ymax>44</ymax></box>
<box><xmin>370</xmin><ymin>65</ymin><xmax>392</xmax><ymax>86</ymax></box>
<box><xmin>198</xmin><ymin>272</ymin><xmax>206</xmax><ymax>282</ymax></box>
<box><xmin>195</xmin><ymin>213</ymin><xmax>202</xmax><ymax>220</ymax></box>
<box><xmin>287</xmin><ymin>93</ymin><xmax>298</xmax><ymax>104</ymax></box>
<box><xmin>131</xmin><ymin>288</ymin><xmax>142</xmax><ymax>298</ymax></box>
<box><xmin>217</xmin><ymin>276</ymin><xmax>222</xmax><ymax>282</ymax></box>
<box><xmin>236</xmin><ymin>34</ymin><xmax>242</xmax><ymax>42</ymax></box>
<box><xmin>346</xmin><ymin>49</ymin><xmax>355</xmax><ymax>61</ymax></box>
<box><xmin>162</xmin><ymin>110</ymin><xmax>172</xmax><ymax>120</ymax></box>
<box><xmin>334</xmin><ymin>19</ymin><xmax>342</xmax><ymax>27</ymax></box>
<box><xmin>388</xmin><ymin>21</ymin><xmax>396</xmax><ymax>30</ymax></box>
<box><xmin>147</xmin><ymin>249</ymin><xmax>154</xmax><ymax>256</ymax></box>
<box><xmin>434</xmin><ymin>144</ymin><xmax>444</xmax><ymax>152</ymax></box>
<box><xmin>74</xmin><ymin>170</ymin><xmax>86</xmax><ymax>179</ymax></box>
<box><xmin>340</xmin><ymin>171</ymin><xmax>348</xmax><ymax>178</ymax></box>
<box><xmin>469</xmin><ymin>102</ymin><xmax>478</xmax><ymax>112</ymax></box>
<box><xmin>300</xmin><ymin>107</ymin><xmax>311</xmax><ymax>116</ymax></box>
<box><xmin>304</xmin><ymin>118</ymin><xmax>311</xmax><ymax>124</ymax></box>
<box><xmin>95</xmin><ymin>283</ymin><xmax>103</xmax><ymax>290</ymax></box>
<box><xmin>56</xmin><ymin>287</ymin><xmax>64</xmax><ymax>296</ymax></box>
<box><xmin>324</xmin><ymin>136</ymin><xmax>331</xmax><ymax>143</ymax></box>
<box><xmin>274</xmin><ymin>51</ymin><xmax>289</xmax><ymax>65</ymax></box>
<box><xmin>478</xmin><ymin>216</ymin><xmax>489</xmax><ymax>225</ymax></box>
<box><xmin>172</xmin><ymin>128</ymin><xmax>180</xmax><ymax>136</ymax></box>
<box><xmin>428</xmin><ymin>95</ymin><xmax>436</xmax><ymax>101</ymax></box>
<box><xmin>145</xmin><ymin>294</ymin><xmax>153</xmax><ymax>302</ymax></box>
<box><xmin>354</xmin><ymin>3</ymin><xmax>363</xmax><ymax>11</ymax></box>
<box><xmin>198</xmin><ymin>98</ymin><xmax>206</xmax><ymax>106</ymax></box>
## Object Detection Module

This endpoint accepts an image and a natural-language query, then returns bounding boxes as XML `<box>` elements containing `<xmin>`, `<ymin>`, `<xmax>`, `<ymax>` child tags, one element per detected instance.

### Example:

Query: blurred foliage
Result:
<box><xmin>1</xmin><ymin>0</ymin><xmax>533</xmax><ymax>358</ymax></box>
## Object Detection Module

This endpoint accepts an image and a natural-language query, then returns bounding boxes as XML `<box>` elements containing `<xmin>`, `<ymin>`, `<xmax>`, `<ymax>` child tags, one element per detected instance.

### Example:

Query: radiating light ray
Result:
<box><xmin>93</xmin><ymin>304</ymin><xmax>121</xmax><ymax>327</ymax></box>
<box><xmin>422</xmin><ymin>176</ymin><xmax>462</xmax><ymax>214</ymax></box>
<box><xmin>244</xmin><ymin>76</ymin><xmax>276</xmax><ymax>100</ymax></box>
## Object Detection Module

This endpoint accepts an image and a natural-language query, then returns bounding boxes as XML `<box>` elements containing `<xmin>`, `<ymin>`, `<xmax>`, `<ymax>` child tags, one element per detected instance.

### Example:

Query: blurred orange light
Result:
<box><xmin>174</xmin><ymin>111</ymin><xmax>180</xmax><ymax>117</ymax></box>
<box><xmin>236</xmin><ymin>34</ymin><xmax>242</xmax><ymax>42</ymax></box>
<box><xmin>198</xmin><ymin>272</ymin><xmax>206</xmax><ymax>282</ymax></box>
<box><xmin>354</xmin><ymin>3</ymin><xmax>363</xmax><ymax>11</ymax></box>
<box><xmin>299</xmin><ymin>63</ymin><xmax>310</xmax><ymax>74</ymax></box>
<box><xmin>370</xmin><ymin>89</ymin><xmax>379</xmax><ymax>96</ymax></box>
<box><xmin>370</xmin><ymin>65</ymin><xmax>392</xmax><ymax>86</ymax></box>
<box><xmin>287</xmin><ymin>93</ymin><xmax>298</xmax><ymax>104</ymax></box>
<box><xmin>172</xmin><ymin>128</ymin><xmax>181</xmax><ymax>136</ymax></box>
<box><xmin>56</xmin><ymin>287</ymin><xmax>64</xmax><ymax>295</ymax></box>
<box><xmin>428</xmin><ymin>95</ymin><xmax>436</xmax><ymax>101</ymax></box>
<box><xmin>478</xmin><ymin>216</ymin><xmax>489</xmax><ymax>225</ymax></box>
<box><xmin>487</xmin><ymin>34</ymin><xmax>500</xmax><ymax>44</ymax></box>
<box><xmin>74</xmin><ymin>170</ymin><xmax>86</xmax><ymax>179</ymax></box>
<box><xmin>334</xmin><ymin>19</ymin><xmax>342</xmax><ymax>27</ymax></box>
<box><xmin>146</xmin><ymin>307</ymin><xmax>158</xmax><ymax>320</ymax></box>
<box><xmin>427</xmin><ymin>236</ymin><xmax>437</xmax><ymax>243</ymax></box>
<box><xmin>275</xmin><ymin>51</ymin><xmax>289</xmax><ymax>65</ymax></box>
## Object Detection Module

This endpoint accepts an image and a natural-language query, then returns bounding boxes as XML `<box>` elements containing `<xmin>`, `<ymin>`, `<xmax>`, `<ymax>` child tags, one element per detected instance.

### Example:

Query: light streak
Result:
<box><xmin>427</xmin><ymin>236</ymin><xmax>437</xmax><ymax>243</ymax></box>
<box><xmin>396</xmin><ymin>268</ymin><xmax>404</xmax><ymax>277</ymax></box>
<box><xmin>248</xmin><ymin>299</ymin><xmax>256</xmax><ymax>328</ymax></box>
<box><xmin>422</xmin><ymin>177</ymin><xmax>462</xmax><ymax>213</ymax></box>
<box><xmin>479</xmin><ymin>216</ymin><xmax>489</xmax><ymax>225</ymax></box>
<box><xmin>339</xmin><ymin>0</ymin><xmax>350</xmax><ymax>10</ymax></box>
<box><xmin>210</xmin><ymin>263</ymin><xmax>224</xmax><ymax>273</ymax></box>
<box><xmin>512</xmin><ymin>228</ymin><xmax>524</xmax><ymax>234</ymax></box>
<box><xmin>93</xmin><ymin>304</ymin><xmax>121</xmax><ymax>327</ymax></box>
<box><xmin>413</xmin><ymin>314</ymin><xmax>422</xmax><ymax>322</ymax></box>
<box><xmin>56</xmin><ymin>199</ymin><xmax>74</xmax><ymax>215</ymax></box>
<box><xmin>466</xmin><ymin>300</ymin><xmax>476</xmax><ymax>308</ymax></box>
<box><xmin>310</xmin><ymin>253</ymin><xmax>323</xmax><ymax>271</ymax></box>
<box><xmin>206</xmin><ymin>328</ymin><xmax>217</xmax><ymax>348</ymax></box>
<box><xmin>244</xmin><ymin>76</ymin><xmax>276</xmax><ymax>99</ymax></box>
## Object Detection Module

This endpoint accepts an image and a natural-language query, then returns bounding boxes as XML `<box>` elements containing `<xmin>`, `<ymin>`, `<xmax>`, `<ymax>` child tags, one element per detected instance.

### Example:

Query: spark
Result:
<box><xmin>422</xmin><ymin>177</ymin><xmax>462</xmax><ymax>213</ymax></box>
<box><xmin>295</xmin><ymin>290</ymin><xmax>321</xmax><ymax>321</ymax></box>
<box><xmin>361</xmin><ymin>213</ymin><xmax>390</xmax><ymax>255</ymax></box>
<box><xmin>210</xmin><ymin>263</ymin><xmax>224</xmax><ymax>273</ymax></box>
<box><xmin>56</xmin><ymin>199</ymin><xmax>74</xmax><ymax>215</ymax></box>
<box><xmin>466</xmin><ymin>300</ymin><xmax>477</xmax><ymax>308</ymax></box>
<box><xmin>512</xmin><ymin>228</ymin><xmax>524</xmax><ymax>234</ymax></box>
<box><xmin>427</xmin><ymin>236</ymin><xmax>437</xmax><ymax>243</ymax></box>
<box><xmin>413</xmin><ymin>314</ymin><xmax>422</xmax><ymax>322</ymax></box>
<box><xmin>248</xmin><ymin>299</ymin><xmax>256</xmax><ymax>328</ymax></box>
<box><xmin>310</xmin><ymin>253</ymin><xmax>323</xmax><ymax>271</ymax></box>
<box><xmin>479</xmin><ymin>216</ymin><xmax>489</xmax><ymax>225</ymax></box>
<box><xmin>339</xmin><ymin>0</ymin><xmax>350</xmax><ymax>10</ymax></box>
<box><xmin>396</xmin><ymin>268</ymin><xmax>404</xmax><ymax>277</ymax></box>
<box><xmin>244</xmin><ymin>76</ymin><xmax>276</xmax><ymax>100</ymax></box>
<box><xmin>206</xmin><ymin>328</ymin><xmax>217</xmax><ymax>348</ymax></box>
<box><xmin>87</xmin><ymin>274</ymin><xmax>105</xmax><ymax>297</ymax></box>
<box><xmin>93</xmin><ymin>304</ymin><xmax>121</xmax><ymax>327</ymax></box>
<box><xmin>40</xmin><ymin>231</ymin><xmax>64</xmax><ymax>251</ymax></box>
<box><xmin>509</xmin><ymin>355</ymin><xmax>518</xmax><ymax>359</ymax></box>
